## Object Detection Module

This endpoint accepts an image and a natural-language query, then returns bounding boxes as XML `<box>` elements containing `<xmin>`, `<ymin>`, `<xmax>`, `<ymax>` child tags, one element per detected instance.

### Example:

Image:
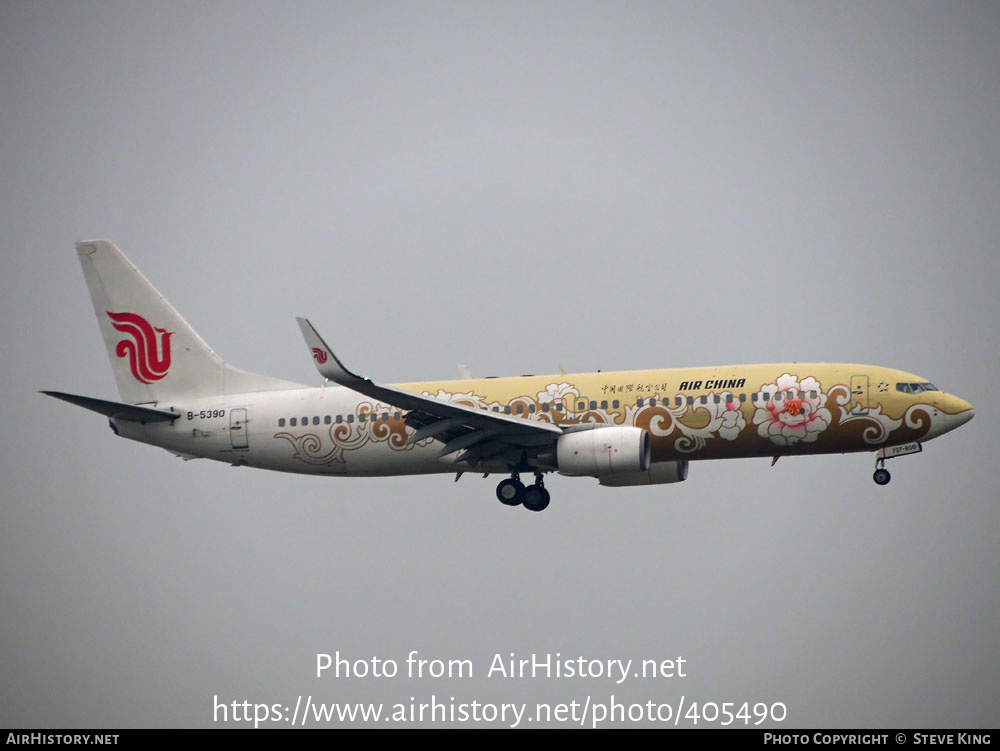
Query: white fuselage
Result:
<box><xmin>115</xmin><ymin>387</ymin><xmax>451</xmax><ymax>476</ymax></box>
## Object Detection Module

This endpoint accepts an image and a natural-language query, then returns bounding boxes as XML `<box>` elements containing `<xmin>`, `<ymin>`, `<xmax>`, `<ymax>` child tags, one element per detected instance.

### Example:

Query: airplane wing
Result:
<box><xmin>295</xmin><ymin>318</ymin><xmax>562</xmax><ymax>466</ymax></box>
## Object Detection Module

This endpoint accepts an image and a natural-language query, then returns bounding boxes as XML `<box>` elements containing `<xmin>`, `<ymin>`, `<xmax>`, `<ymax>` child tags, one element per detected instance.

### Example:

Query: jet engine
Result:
<box><xmin>556</xmin><ymin>427</ymin><xmax>651</xmax><ymax>477</ymax></box>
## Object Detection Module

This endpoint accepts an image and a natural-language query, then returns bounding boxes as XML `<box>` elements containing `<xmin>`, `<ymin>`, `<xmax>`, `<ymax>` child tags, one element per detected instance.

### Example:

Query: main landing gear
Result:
<box><xmin>495</xmin><ymin>473</ymin><xmax>550</xmax><ymax>512</ymax></box>
<box><xmin>496</xmin><ymin>476</ymin><xmax>524</xmax><ymax>506</ymax></box>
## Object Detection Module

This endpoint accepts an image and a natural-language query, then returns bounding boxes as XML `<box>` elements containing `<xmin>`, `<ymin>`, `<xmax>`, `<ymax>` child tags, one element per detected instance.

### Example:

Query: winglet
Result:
<box><xmin>295</xmin><ymin>317</ymin><xmax>365</xmax><ymax>385</ymax></box>
<box><xmin>294</xmin><ymin>317</ymin><xmax>561</xmax><ymax>438</ymax></box>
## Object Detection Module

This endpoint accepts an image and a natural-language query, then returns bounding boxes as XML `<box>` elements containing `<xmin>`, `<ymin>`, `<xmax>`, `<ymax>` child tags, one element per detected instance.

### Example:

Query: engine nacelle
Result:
<box><xmin>598</xmin><ymin>460</ymin><xmax>689</xmax><ymax>487</ymax></box>
<box><xmin>556</xmin><ymin>427</ymin><xmax>651</xmax><ymax>477</ymax></box>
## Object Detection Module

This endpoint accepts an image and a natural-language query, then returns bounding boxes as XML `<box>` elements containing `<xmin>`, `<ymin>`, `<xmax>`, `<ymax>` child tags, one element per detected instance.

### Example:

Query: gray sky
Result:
<box><xmin>2</xmin><ymin>0</ymin><xmax>998</xmax><ymax>727</ymax></box>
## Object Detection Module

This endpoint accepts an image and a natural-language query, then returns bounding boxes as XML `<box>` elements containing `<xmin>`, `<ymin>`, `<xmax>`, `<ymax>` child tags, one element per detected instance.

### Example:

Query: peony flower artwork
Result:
<box><xmin>753</xmin><ymin>374</ymin><xmax>832</xmax><ymax>446</ymax></box>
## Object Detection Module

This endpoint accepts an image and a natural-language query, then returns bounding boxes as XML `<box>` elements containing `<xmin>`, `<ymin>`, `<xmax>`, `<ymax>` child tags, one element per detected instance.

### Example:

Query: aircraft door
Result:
<box><xmin>850</xmin><ymin>375</ymin><xmax>869</xmax><ymax>416</ymax></box>
<box><xmin>230</xmin><ymin>408</ymin><xmax>249</xmax><ymax>450</ymax></box>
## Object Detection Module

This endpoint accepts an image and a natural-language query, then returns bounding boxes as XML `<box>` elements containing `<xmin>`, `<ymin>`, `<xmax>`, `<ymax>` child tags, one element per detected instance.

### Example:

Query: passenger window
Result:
<box><xmin>675</xmin><ymin>396</ymin><xmax>682</xmax><ymax>407</ymax></box>
<box><xmin>600</xmin><ymin>400</ymin><xmax>608</xmax><ymax>409</ymax></box>
<box><xmin>541</xmin><ymin>403</ymin><xmax>549</xmax><ymax>412</ymax></box>
<box><xmin>810</xmin><ymin>391</ymin><xmax>817</xmax><ymax>398</ymax></box>
<box><xmin>278</xmin><ymin>418</ymin><xmax>286</xmax><ymax>427</ymax></box>
<box><xmin>359</xmin><ymin>414</ymin><xmax>366</xmax><ymax>422</ymax></box>
<box><xmin>589</xmin><ymin>400</ymin><xmax>597</xmax><ymax>410</ymax></box>
<box><xmin>613</xmin><ymin>400</ymin><xmax>620</xmax><ymax>408</ymax></box>
<box><xmin>302</xmin><ymin>416</ymin><xmax>308</xmax><ymax>424</ymax></box>
<box><xmin>336</xmin><ymin>415</ymin><xmax>343</xmax><ymax>424</ymax></box>
<box><xmin>394</xmin><ymin>412</ymin><xmax>401</xmax><ymax>420</ymax></box>
<box><xmin>382</xmin><ymin>412</ymin><xmax>389</xmax><ymax>421</ymax></box>
<box><xmin>529</xmin><ymin>404</ymin><xmax>536</xmax><ymax>413</ymax></box>
<box><xmin>290</xmin><ymin>417</ymin><xmax>297</xmax><ymax>427</ymax></box>
<box><xmin>313</xmin><ymin>416</ymin><xmax>320</xmax><ymax>425</ymax></box>
<box><xmin>347</xmin><ymin>415</ymin><xmax>354</xmax><ymax>424</ymax></box>
<box><xmin>504</xmin><ymin>406</ymin><xmax>511</xmax><ymax>415</ymax></box>
<box><xmin>324</xmin><ymin>415</ymin><xmax>331</xmax><ymax>425</ymax></box>
<box><xmin>637</xmin><ymin>398</ymin><xmax>644</xmax><ymax>407</ymax></box>
<box><xmin>649</xmin><ymin>398</ymin><xmax>657</xmax><ymax>407</ymax></box>
<box><xmin>687</xmin><ymin>396</ymin><xmax>694</xmax><ymax>405</ymax></box>
<box><xmin>578</xmin><ymin>401</ymin><xmax>585</xmax><ymax>411</ymax></box>
<box><xmin>713</xmin><ymin>395</ymin><xmax>720</xmax><ymax>404</ymax></box>
<box><xmin>739</xmin><ymin>394</ymin><xmax>746</xmax><ymax>403</ymax></box>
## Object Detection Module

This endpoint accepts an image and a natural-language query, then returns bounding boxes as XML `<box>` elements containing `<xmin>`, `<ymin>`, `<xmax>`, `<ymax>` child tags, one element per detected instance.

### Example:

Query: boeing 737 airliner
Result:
<box><xmin>44</xmin><ymin>241</ymin><xmax>975</xmax><ymax>511</ymax></box>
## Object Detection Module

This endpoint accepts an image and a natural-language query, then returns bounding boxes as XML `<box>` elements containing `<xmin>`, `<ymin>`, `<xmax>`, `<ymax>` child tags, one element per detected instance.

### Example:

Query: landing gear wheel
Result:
<box><xmin>496</xmin><ymin>478</ymin><xmax>525</xmax><ymax>506</ymax></box>
<box><xmin>873</xmin><ymin>468</ymin><xmax>891</xmax><ymax>486</ymax></box>
<box><xmin>523</xmin><ymin>485</ymin><xmax>550</xmax><ymax>512</ymax></box>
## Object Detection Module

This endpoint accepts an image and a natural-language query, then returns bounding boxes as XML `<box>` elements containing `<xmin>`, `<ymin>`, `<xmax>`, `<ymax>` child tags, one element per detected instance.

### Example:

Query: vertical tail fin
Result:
<box><xmin>76</xmin><ymin>240</ymin><xmax>300</xmax><ymax>404</ymax></box>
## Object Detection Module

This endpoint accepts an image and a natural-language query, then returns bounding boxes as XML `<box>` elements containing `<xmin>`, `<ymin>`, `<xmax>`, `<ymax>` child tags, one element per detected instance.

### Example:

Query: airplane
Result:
<box><xmin>43</xmin><ymin>241</ymin><xmax>975</xmax><ymax>512</ymax></box>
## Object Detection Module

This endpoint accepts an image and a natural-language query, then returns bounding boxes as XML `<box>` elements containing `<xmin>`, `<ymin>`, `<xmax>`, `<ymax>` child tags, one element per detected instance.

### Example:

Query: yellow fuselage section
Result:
<box><xmin>395</xmin><ymin>362</ymin><xmax>973</xmax><ymax>462</ymax></box>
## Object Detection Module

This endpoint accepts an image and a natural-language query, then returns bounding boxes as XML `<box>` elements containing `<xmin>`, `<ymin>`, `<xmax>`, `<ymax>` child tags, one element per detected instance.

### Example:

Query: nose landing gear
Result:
<box><xmin>495</xmin><ymin>472</ymin><xmax>551</xmax><ymax>511</ymax></box>
<box><xmin>872</xmin><ymin>442</ymin><xmax>923</xmax><ymax>485</ymax></box>
<box><xmin>873</xmin><ymin>455</ymin><xmax>892</xmax><ymax>485</ymax></box>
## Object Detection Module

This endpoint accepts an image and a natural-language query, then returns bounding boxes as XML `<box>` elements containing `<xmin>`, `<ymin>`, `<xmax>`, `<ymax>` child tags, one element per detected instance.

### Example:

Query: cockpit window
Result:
<box><xmin>897</xmin><ymin>382</ymin><xmax>938</xmax><ymax>394</ymax></box>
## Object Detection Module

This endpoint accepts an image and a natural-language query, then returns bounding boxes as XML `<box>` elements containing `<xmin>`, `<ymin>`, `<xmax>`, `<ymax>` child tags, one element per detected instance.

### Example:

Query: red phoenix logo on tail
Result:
<box><xmin>312</xmin><ymin>347</ymin><xmax>328</xmax><ymax>364</ymax></box>
<box><xmin>106</xmin><ymin>311</ymin><xmax>173</xmax><ymax>383</ymax></box>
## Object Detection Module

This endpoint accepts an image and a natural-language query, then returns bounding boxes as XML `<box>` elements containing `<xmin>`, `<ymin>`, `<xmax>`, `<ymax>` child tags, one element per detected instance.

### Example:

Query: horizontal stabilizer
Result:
<box><xmin>41</xmin><ymin>391</ymin><xmax>179</xmax><ymax>423</ymax></box>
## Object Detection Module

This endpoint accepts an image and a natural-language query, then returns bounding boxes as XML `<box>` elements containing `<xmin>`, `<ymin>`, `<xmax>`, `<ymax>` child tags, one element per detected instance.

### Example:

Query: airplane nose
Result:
<box><xmin>946</xmin><ymin>394</ymin><xmax>975</xmax><ymax>428</ymax></box>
